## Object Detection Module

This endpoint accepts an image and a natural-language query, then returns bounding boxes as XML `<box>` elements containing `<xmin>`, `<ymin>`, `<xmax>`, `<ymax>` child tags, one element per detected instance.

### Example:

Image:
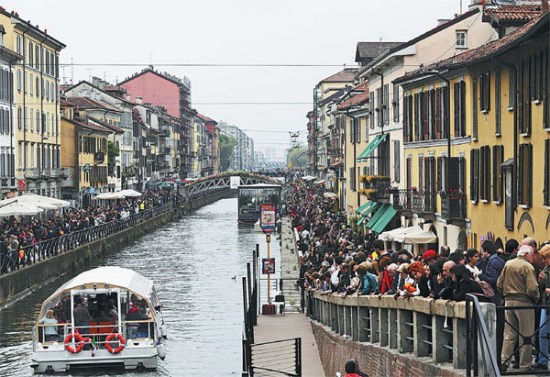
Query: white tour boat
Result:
<box><xmin>31</xmin><ymin>266</ymin><xmax>167</xmax><ymax>374</ymax></box>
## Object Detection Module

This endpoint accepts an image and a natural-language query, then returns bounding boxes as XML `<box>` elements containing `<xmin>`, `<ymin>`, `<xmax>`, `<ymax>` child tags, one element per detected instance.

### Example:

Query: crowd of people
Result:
<box><xmin>287</xmin><ymin>176</ymin><xmax>550</xmax><ymax>373</ymax></box>
<box><xmin>0</xmin><ymin>188</ymin><xmax>180</xmax><ymax>274</ymax></box>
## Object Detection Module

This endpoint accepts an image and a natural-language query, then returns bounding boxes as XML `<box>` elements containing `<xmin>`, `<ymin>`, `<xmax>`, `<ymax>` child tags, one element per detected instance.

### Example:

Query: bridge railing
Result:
<box><xmin>307</xmin><ymin>291</ymin><xmax>497</xmax><ymax>371</ymax></box>
<box><xmin>0</xmin><ymin>202</ymin><xmax>173</xmax><ymax>275</ymax></box>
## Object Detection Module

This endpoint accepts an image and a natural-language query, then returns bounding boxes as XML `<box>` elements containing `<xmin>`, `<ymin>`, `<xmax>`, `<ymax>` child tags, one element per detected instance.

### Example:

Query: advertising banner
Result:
<box><xmin>230</xmin><ymin>176</ymin><xmax>241</xmax><ymax>189</ymax></box>
<box><xmin>260</xmin><ymin>204</ymin><xmax>276</xmax><ymax>234</ymax></box>
<box><xmin>262</xmin><ymin>258</ymin><xmax>275</xmax><ymax>274</ymax></box>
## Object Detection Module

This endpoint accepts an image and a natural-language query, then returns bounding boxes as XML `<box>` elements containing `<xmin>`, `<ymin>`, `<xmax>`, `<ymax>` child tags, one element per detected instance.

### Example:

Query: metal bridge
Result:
<box><xmin>178</xmin><ymin>173</ymin><xmax>281</xmax><ymax>200</ymax></box>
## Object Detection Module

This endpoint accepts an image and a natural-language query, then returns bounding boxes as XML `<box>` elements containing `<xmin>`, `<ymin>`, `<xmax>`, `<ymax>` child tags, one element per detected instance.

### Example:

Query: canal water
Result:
<box><xmin>0</xmin><ymin>198</ymin><xmax>280</xmax><ymax>376</ymax></box>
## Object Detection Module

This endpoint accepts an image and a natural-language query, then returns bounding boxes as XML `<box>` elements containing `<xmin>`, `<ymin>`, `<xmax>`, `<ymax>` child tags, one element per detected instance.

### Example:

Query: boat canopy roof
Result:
<box><xmin>46</xmin><ymin>266</ymin><xmax>154</xmax><ymax>302</ymax></box>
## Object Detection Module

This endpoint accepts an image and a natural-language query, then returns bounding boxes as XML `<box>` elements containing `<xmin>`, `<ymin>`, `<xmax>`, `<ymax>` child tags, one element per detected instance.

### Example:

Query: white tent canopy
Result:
<box><xmin>379</xmin><ymin>225</ymin><xmax>437</xmax><ymax>244</ymax></box>
<box><xmin>119</xmin><ymin>189</ymin><xmax>142</xmax><ymax>198</ymax></box>
<box><xmin>301</xmin><ymin>175</ymin><xmax>317</xmax><ymax>181</ymax></box>
<box><xmin>17</xmin><ymin>193</ymin><xmax>70</xmax><ymax>209</ymax></box>
<box><xmin>0</xmin><ymin>202</ymin><xmax>44</xmax><ymax>217</ymax></box>
<box><xmin>94</xmin><ymin>192</ymin><xmax>126</xmax><ymax>200</ymax></box>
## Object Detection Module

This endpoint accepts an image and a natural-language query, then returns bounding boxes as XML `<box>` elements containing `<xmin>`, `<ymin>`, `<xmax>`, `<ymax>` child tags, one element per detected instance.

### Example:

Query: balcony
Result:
<box><xmin>391</xmin><ymin>189</ymin><xmax>437</xmax><ymax>214</ymax></box>
<box><xmin>25</xmin><ymin>168</ymin><xmax>64</xmax><ymax>180</ymax></box>
<box><xmin>440</xmin><ymin>191</ymin><xmax>467</xmax><ymax>221</ymax></box>
<box><xmin>359</xmin><ymin>176</ymin><xmax>391</xmax><ymax>201</ymax></box>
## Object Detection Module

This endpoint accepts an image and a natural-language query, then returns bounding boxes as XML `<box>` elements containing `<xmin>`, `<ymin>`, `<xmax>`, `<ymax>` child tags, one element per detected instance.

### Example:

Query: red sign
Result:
<box><xmin>17</xmin><ymin>179</ymin><xmax>26</xmax><ymax>192</ymax></box>
<box><xmin>260</xmin><ymin>204</ymin><xmax>276</xmax><ymax>234</ymax></box>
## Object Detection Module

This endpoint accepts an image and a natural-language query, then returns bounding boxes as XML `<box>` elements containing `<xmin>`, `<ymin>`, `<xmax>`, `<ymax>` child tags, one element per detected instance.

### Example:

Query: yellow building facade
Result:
<box><xmin>396</xmin><ymin>13</ymin><xmax>550</xmax><ymax>250</ymax></box>
<box><xmin>0</xmin><ymin>11</ymin><xmax>66</xmax><ymax>197</ymax></box>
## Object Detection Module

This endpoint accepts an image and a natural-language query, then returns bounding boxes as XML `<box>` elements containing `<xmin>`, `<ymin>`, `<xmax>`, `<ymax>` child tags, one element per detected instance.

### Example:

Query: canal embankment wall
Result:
<box><xmin>287</xmin><ymin>223</ymin><xmax>494</xmax><ymax>377</ymax></box>
<box><xmin>0</xmin><ymin>190</ymin><xmax>231</xmax><ymax>305</ymax></box>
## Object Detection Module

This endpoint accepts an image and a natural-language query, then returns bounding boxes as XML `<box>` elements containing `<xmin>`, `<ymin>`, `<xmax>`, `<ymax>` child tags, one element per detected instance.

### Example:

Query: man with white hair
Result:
<box><xmin>497</xmin><ymin>245</ymin><xmax>540</xmax><ymax>372</ymax></box>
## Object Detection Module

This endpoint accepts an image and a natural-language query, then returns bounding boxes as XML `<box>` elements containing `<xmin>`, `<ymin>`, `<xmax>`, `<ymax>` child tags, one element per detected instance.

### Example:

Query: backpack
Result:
<box><xmin>478</xmin><ymin>280</ymin><xmax>495</xmax><ymax>298</ymax></box>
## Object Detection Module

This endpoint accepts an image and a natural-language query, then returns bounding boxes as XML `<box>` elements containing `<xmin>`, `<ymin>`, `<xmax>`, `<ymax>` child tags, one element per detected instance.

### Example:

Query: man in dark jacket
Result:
<box><xmin>479</xmin><ymin>240</ymin><xmax>505</xmax><ymax>290</ymax></box>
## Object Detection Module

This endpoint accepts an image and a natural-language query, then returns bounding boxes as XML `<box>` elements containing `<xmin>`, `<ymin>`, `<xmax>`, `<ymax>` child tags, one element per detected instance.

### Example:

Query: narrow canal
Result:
<box><xmin>0</xmin><ymin>198</ymin><xmax>280</xmax><ymax>376</ymax></box>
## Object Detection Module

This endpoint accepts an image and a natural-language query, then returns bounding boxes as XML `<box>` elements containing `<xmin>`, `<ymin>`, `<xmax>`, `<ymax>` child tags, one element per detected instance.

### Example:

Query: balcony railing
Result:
<box><xmin>391</xmin><ymin>189</ymin><xmax>436</xmax><ymax>213</ymax></box>
<box><xmin>440</xmin><ymin>191</ymin><xmax>467</xmax><ymax>220</ymax></box>
<box><xmin>25</xmin><ymin>168</ymin><xmax>64</xmax><ymax>179</ymax></box>
<box><xmin>359</xmin><ymin>176</ymin><xmax>391</xmax><ymax>200</ymax></box>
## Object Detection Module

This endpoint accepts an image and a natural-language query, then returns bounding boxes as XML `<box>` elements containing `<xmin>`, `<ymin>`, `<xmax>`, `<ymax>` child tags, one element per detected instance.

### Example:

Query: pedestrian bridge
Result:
<box><xmin>178</xmin><ymin>172</ymin><xmax>281</xmax><ymax>200</ymax></box>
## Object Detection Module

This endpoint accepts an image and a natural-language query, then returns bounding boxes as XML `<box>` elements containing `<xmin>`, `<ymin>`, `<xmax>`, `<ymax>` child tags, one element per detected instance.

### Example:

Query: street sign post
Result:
<box><xmin>260</xmin><ymin>204</ymin><xmax>277</xmax><ymax>303</ymax></box>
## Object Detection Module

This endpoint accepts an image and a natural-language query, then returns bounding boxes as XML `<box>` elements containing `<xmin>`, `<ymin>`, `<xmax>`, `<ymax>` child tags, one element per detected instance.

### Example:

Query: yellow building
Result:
<box><xmin>59</xmin><ymin>100</ymin><xmax>115</xmax><ymax>206</ymax></box>
<box><xmin>395</xmin><ymin>13</ymin><xmax>550</xmax><ymax>250</ymax></box>
<box><xmin>0</xmin><ymin>10</ymin><xmax>66</xmax><ymax>197</ymax></box>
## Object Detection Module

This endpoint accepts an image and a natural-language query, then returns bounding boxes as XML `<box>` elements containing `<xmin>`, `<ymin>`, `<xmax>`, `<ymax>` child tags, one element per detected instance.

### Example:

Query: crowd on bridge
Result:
<box><xmin>287</xmin><ymin>174</ymin><xmax>550</xmax><ymax>373</ymax></box>
<box><xmin>0</xmin><ymin>188</ymin><xmax>180</xmax><ymax>275</ymax></box>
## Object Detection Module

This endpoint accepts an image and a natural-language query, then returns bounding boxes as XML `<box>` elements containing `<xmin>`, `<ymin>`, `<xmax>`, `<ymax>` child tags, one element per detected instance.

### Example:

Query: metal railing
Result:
<box><xmin>0</xmin><ymin>202</ymin><xmax>173</xmax><ymax>275</ymax></box>
<box><xmin>391</xmin><ymin>189</ymin><xmax>436</xmax><ymax>213</ymax></box>
<box><xmin>465</xmin><ymin>293</ymin><xmax>500</xmax><ymax>377</ymax></box>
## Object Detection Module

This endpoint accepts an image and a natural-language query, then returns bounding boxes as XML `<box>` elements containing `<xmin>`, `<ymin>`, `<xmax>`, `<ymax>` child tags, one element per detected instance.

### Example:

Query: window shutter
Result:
<box><xmin>496</xmin><ymin>70</ymin><xmax>501</xmax><ymax>134</ymax></box>
<box><xmin>419</xmin><ymin>156</ymin><xmax>424</xmax><ymax>191</ymax></box>
<box><xmin>518</xmin><ymin>144</ymin><xmax>524</xmax><ymax>204</ymax></box>
<box><xmin>473</xmin><ymin>77</ymin><xmax>478</xmax><ymax>139</ymax></box>
<box><xmin>527</xmin><ymin>143</ymin><xmax>532</xmax><ymax>207</ymax></box>
<box><xmin>454</xmin><ymin>83</ymin><xmax>460</xmax><ymax>137</ymax></box>
<box><xmin>394</xmin><ymin>140</ymin><xmax>400</xmax><ymax>183</ymax></box>
<box><xmin>485</xmin><ymin>72</ymin><xmax>491</xmax><ymax>111</ymax></box>
<box><xmin>460</xmin><ymin>81</ymin><xmax>466</xmax><ymax>136</ymax></box>
<box><xmin>545</xmin><ymin>140</ymin><xmax>550</xmax><ymax>206</ymax></box>
<box><xmin>403</xmin><ymin>95</ymin><xmax>409</xmax><ymax>142</ymax></box>
<box><xmin>437</xmin><ymin>157</ymin><xmax>442</xmax><ymax>192</ymax></box>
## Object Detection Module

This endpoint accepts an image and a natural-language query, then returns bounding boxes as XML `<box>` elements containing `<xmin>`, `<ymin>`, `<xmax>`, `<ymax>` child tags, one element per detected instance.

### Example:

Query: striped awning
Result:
<box><xmin>356</xmin><ymin>133</ymin><xmax>388</xmax><ymax>161</ymax></box>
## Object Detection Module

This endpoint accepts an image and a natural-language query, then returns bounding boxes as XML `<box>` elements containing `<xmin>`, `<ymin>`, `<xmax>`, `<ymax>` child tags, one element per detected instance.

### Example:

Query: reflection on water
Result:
<box><xmin>0</xmin><ymin>198</ymin><xmax>279</xmax><ymax>376</ymax></box>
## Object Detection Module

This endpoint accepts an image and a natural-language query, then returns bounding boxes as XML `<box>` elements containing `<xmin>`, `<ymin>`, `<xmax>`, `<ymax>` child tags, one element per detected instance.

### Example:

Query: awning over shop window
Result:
<box><xmin>366</xmin><ymin>203</ymin><xmax>397</xmax><ymax>234</ymax></box>
<box><xmin>356</xmin><ymin>133</ymin><xmax>388</xmax><ymax>161</ymax></box>
<box><xmin>356</xmin><ymin>201</ymin><xmax>382</xmax><ymax>226</ymax></box>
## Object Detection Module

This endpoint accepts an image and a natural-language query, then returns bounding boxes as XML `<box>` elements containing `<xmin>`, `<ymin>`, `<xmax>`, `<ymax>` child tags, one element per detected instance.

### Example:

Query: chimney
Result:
<box><xmin>136</xmin><ymin>96</ymin><xmax>142</xmax><ymax>105</ymax></box>
<box><xmin>437</xmin><ymin>19</ymin><xmax>451</xmax><ymax>26</ymax></box>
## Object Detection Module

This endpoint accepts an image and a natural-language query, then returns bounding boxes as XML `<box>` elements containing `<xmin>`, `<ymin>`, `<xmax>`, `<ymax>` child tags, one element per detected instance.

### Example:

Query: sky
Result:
<box><xmin>1</xmin><ymin>0</ymin><xmax>463</xmax><ymax>159</ymax></box>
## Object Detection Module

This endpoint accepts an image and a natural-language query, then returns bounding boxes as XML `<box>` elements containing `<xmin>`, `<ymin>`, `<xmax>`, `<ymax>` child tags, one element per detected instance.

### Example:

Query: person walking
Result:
<box><xmin>497</xmin><ymin>245</ymin><xmax>540</xmax><ymax>372</ymax></box>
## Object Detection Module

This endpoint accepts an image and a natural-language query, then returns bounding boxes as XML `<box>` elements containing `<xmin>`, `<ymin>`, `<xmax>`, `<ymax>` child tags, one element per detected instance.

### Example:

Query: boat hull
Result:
<box><xmin>32</xmin><ymin>343</ymin><xmax>158</xmax><ymax>373</ymax></box>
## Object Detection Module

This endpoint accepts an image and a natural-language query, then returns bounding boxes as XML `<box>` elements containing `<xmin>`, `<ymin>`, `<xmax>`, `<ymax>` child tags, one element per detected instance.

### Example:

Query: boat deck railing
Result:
<box><xmin>35</xmin><ymin>320</ymin><xmax>157</xmax><ymax>349</ymax></box>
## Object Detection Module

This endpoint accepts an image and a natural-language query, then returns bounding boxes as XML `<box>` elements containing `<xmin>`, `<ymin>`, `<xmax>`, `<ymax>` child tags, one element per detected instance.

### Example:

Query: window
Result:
<box><xmin>472</xmin><ymin>77</ymin><xmax>478</xmax><ymax>140</ymax></box>
<box><xmin>17</xmin><ymin>107</ymin><xmax>22</xmax><ymax>130</ymax></box>
<box><xmin>17</xmin><ymin>70</ymin><xmax>21</xmax><ymax>91</ymax></box>
<box><xmin>369</xmin><ymin>91</ymin><xmax>375</xmax><ymax>129</ymax></box>
<box><xmin>495</xmin><ymin>70</ymin><xmax>502</xmax><ymax>134</ymax></box>
<box><xmin>428</xmin><ymin>89</ymin><xmax>435</xmax><ymax>140</ymax></box>
<box><xmin>456</xmin><ymin>30</ymin><xmax>467</xmax><ymax>49</ymax></box>
<box><xmin>518</xmin><ymin>143</ymin><xmax>532</xmax><ymax>207</ymax></box>
<box><xmin>16</xmin><ymin>34</ymin><xmax>22</xmax><ymax>54</ymax></box>
<box><xmin>393</xmin><ymin>140</ymin><xmax>400</xmax><ymax>183</ymax></box>
<box><xmin>453</xmin><ymin>81</ymin><xmax>466</xmax><ymax>137</ymax></box>
<box><xmin>518</xmin><ymin>58</ymin><xmax>532</xmax><ymax>135</ymax></box>
<box><xmin>403</xmin><ymin>94</ymin><xmax>413</xmax><ymax>142</ymax></box>
<box><xmin>376</xmin><ymin>87</ymin><xmax>383</xmax><ymax>128</ymax></box>
<box><xmin>480</xmin><ymin>71</ymin><xmax>491</xmax><ymax>112</ymax></box>
<box><xmin>406</xmin><ymin>156</ymin><xmax>412</xmax><ymax>190</ymax></box>
<box><xmin>479</xmin><ymin>146</ymin><xmax>491</xmax><ymax>202</ymax></box>
<box><xmin>545</xmin><ymin>139</ymin><xmax>550</xmax><ymax>206</ymax></box>
<box><xmin>36</xmin><ymin>111</ymin><xmax>40</xmax><ymax>134</ymax></box>
<box><xmin>470</xmin><ymin>148</ymin><xmax>480</xmax><ymax>203</ymax></box>
<box><xmin>350</xmin><ymin>167</ymin><xmax>356</xmax><ymax>191</ymax></box>
<box><xmin>392</xmin><ymin>84</ymin><xmax>399</xmax><ymax>123</ymax></box>
<box><xmin>383</xmin><ymin>84</ymin><xmax>390</xmax><ymax>126</ymax></box>
<box><xmin>418</xmin><ymin>156</ymin><xmax>424</xmax><ymax>191</ymax></box>
<box><xmin>492</xmin><ymin>145</ymin><xmax>504</xmax><ymax>203</ymax></box>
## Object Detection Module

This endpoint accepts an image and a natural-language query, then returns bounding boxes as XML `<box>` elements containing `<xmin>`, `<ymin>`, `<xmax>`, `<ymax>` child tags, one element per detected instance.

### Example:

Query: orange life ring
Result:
<box><xmin>64</xmin><ymin>333</ymin><xmax>88</xmax><ymax>353</ymax></box>
<box><xmin>105</xmin><ymin>333</ymin><xmax>125</xmax><ymax>354</ymax></box>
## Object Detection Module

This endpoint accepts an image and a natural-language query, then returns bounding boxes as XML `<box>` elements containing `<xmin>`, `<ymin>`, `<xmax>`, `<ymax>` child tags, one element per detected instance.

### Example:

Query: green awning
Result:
<box><xmin>356</xmin><ymin>216</ymin><xmax>366</xmax><ymax>226</ymax></box>
<box><xmin>367</xmin><ymin>204</ymin><xmax>397</xmax><ymax>234</ymax></box>
<box><xmin>356</xmin><ymin>200</ymin><xmax>377</xmax><ymax>214</ymax></box>
<box><xmin>356</xmin><ymin>133</ymin><xmax>388</xmax><ymax>161</ymax></box>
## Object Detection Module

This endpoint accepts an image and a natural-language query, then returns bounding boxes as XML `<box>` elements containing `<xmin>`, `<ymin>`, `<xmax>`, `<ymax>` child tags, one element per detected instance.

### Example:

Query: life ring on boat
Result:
<box><xmin>105</xmin><ymin>333</ymin><xmax>125</xmax><ymax>354</ymax></box>
<box><xmin>64</xmin><ymin>333</ymin><xmax>88</xmax><ymax>353</ymax></box>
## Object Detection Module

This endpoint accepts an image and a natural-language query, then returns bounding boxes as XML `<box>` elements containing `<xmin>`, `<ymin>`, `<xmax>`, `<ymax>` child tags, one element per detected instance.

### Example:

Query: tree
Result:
<box><xmin>286</xmin><ymin>145</ymin><xmax>308</xmax><ymax>168</ymax></box>
<box><xmin>219</xmin><ymin>134</ymin><xmax>237</xmax><ymax>171</ymax></box>
<box><xmin>107</xmin><ymin>140</ymin><xmax>120</xmax><ymax>176</ymax></box>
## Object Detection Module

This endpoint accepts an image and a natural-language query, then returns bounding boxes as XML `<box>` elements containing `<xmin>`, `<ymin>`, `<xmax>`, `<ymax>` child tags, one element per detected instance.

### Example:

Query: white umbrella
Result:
<box><xmin>0</xmin><ymin>197</ymin><xmax>18</xmax><ymax>208</ymax></box>
<box><xmin>0</xmin><ymin>202</ymin><xmax>44</xmax><ymax>217</ymax></box>
<box><xmin>94</xmin><ymin>192</ymin><xmax>126</xmax><ymax>200</ymax></box>
<box><xmin>119</xmin><ymin>189</ymin><xmax>142</xmax><ymax>198</ymax></box>
<box><xmin>17</xmin><ymin>193</ymin><xmax>70</xmax><ymax>208</ymax></box>
<box><xmin>391</xmin><ymin>225</ymin><xmax>437</xmax><ymax>244</ymax></box>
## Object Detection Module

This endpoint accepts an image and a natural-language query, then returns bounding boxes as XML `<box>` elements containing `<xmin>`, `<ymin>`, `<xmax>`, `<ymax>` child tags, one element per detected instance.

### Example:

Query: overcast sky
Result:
<box><xmin>2</xmin><ymin>0</ymin><xmax>463</xmax><ymax>159</ymax></box>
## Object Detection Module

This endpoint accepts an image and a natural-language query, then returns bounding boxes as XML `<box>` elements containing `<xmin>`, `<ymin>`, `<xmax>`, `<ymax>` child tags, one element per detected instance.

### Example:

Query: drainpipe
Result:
<box><xmin>38</xmin><ymin>34</ymin><xmax>48</xmax><ymax>182</ymax></box>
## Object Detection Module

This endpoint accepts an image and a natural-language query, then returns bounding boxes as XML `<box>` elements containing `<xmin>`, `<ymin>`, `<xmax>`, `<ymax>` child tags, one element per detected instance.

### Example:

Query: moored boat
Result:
<box><xmin>31</xmin><ymin>266</ymin><xmax>167</xmax><ymax>374</ymax></box>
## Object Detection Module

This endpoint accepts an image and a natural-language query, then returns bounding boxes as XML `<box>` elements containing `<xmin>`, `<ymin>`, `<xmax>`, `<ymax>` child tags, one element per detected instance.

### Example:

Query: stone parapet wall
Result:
<box><xmin>308</xmin><ymin>292</ymin><xmax>496</xmax><ymax>376</ymax></box>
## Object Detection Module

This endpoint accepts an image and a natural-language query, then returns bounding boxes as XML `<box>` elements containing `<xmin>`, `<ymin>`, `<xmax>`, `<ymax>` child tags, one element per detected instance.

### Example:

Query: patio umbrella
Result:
<box><xmin>94</xmin><ymin>192</ymin><xmax>126</xmax><ymax>200</ymax></box>
<box><xmin>0</xmin><ymin>197</ymin><xmax>18</xmax><ymax>208</ymax></box>
<box><xmin>119</xmin><ymin>189</ymin><xmax>142</xmax><ymax>198</ymax></box>
<box><xmin>17</xmin><ymin>193</ymin><xmax>70</xmax><ymax>208</ymax></box>
<box><xmin>0</xmin><ymin>202</ymin><xmax>44</xmax><ymax>217</ymax></box>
